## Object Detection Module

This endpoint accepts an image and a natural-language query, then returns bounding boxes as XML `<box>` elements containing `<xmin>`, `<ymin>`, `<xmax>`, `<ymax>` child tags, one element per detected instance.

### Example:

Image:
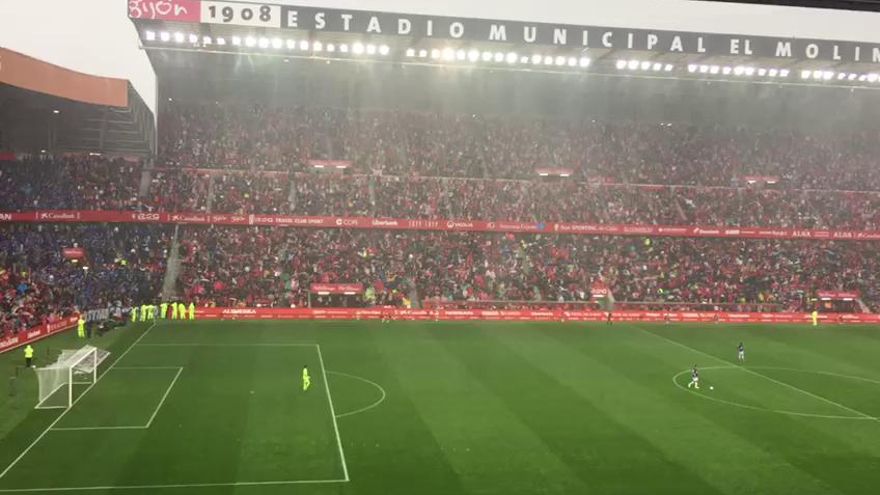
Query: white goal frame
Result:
<box><xmin>35</xmin><ymin>346</ymin><xmax>101</xmax><ymax>410</ymax></box>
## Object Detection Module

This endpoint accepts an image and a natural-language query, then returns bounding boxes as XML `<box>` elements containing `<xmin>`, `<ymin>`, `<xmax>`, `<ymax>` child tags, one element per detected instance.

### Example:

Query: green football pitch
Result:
<box><xmin>2</xmin><ymin>320</ymin><xmax>880</xmax><ymax>494</ymax></box>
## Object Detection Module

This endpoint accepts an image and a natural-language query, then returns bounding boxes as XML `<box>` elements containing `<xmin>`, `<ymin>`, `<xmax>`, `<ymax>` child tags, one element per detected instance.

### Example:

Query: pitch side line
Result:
<box><xmin>0</xmin><ymin>478</ymin><xmax>348</xmax><ymax>493</ymax></box>
<box><xmin>0</xmin><ymin>323</ymin><xmax>158</xmax><ymax>480</ymax></box>
<box><xmin>315</xmin><ymin>345</ymin><xmax>350</xmax><ymax>481</ymax></box>
<box><xmin>641</xmin><ymin>327</ymin><xmax>877</xmax><ymax>420</ymax></box>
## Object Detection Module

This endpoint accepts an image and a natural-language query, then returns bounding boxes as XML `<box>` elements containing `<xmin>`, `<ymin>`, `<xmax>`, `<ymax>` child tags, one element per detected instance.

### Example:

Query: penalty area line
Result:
<box><xmin>315</xmin><ymin>345</ymin><xmax>350</xmax><ymax>482</ymax></box>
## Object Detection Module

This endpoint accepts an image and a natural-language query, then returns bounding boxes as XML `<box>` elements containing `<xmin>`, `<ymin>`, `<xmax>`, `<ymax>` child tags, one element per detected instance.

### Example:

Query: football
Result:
<box><xmin>710</xmin><ymin>386</ymin><xmax>714</xmax><ymax>390</ymax></box>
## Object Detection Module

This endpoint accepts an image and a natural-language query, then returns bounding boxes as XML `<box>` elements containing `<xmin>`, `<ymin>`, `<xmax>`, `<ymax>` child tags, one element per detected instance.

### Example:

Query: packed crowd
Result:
<box><xmin>177</xmin><ymin>227</ymin><xmax>880</xmax><ymax>312</ymax></box>
<box><xmin>159</xmin><ymin>103</ymin><xmax>880</xmax><ymax>189</ymax></box>
<box><xmin>4</xmin><ymin>103</ymin><xmax>880</xmax><ymax>333</ymax></box>
<box><xmin>0</xmin><ymin>224</ymin><xmax>170</xmax><ymax>335</ymax></box>
<box><xmin>7</xmin><ymin>158</ymin><xmax>880</xmax><ymax>230</ymax></box>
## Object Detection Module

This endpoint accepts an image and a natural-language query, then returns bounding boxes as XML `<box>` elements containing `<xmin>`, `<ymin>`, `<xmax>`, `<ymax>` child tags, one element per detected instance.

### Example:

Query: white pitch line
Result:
<box><xmin>315</xmin><ymin>345</ymin><xmax>350</xmax><ymax>482</ymax></box>
<box><xmin>144</xmin><ymin>367</ymin><xmax>183</xmax><ymax>428</ymax></box>
<box><xmin>136</xmin><ymin>343</ymin><xmax>317</xmax><ymax>347</ymax></box>
<box><xmin>0</xmin><ymin>478</ymin><xmax>348</xmax><ymax>493</ymax></box>
<box><xmin>670</xmin><ymin>366</ymin><xmax>874</xmax><ymax>420</ymax></box>
<box><xmin>51</xmin><ymin>367</ymin><xmax>183</xmax><ymax>432</ymax></box>
<box><xmin>327</xmin><ymin>371</ymin><xmax>387</xmax><ymax>419</ymax></box>
<box><xmin>0</xmin><ymin>322</ymin><xmax>157</xmax><ymax>480</ymax></box>
<box><xmin>113</xmin><ymin>366</ymin><xmax>183</xmax><ymax>370</ymax></box>
<box><xmin>643</xmin><ymin>328</ymin><xmax>877</xmax><ymax>420</ymax></box>
<box><xmin>51</xmin><ymin>426</ymin><xmax>147</xmax><ymax>431</ymax></box>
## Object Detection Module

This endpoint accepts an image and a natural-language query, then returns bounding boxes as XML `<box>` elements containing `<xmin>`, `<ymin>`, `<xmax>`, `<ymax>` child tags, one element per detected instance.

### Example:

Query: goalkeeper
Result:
<box><xmin>302</xmin><ymin>365</ymin><xmax>311</xmax><ymax>391</ymax></box>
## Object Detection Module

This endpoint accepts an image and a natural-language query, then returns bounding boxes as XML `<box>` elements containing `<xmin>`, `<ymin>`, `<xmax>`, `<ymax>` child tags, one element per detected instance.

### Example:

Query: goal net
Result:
<box><xmin>34</xmin><ymin>345</ymin><xmax>110</xmax><ymax>409</ymax></box>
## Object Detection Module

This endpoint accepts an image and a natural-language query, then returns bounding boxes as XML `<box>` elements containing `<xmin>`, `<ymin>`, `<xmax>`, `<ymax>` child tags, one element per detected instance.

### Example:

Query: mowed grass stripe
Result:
<box><xmin>620</xmin><ymin>323</ymin><xmax>880</xmax><ymax>495</ymax></box>
<box><xmin>0</xmin><ymin>324</ymin><xmax>147</xmax><ymax>478</ymax></box>
<box><xmin>748</xmin><ymin>326</ymin><xmax>880</xmax><ymax>383</ymax></box>
<box><xmin>331</xmin><ymin>324</ymin><xmax>467</xmax><ymax>495</ymax></box>
<box><xmin>442</xmin><ymin>323</ymin><xmax>729</xmax><ymax>495</ymax></box>
<box><xmin>629</xmin><ymin>325</ymin><xmax>880</xmax><ymax>493</ymax></box>
<box><xmin>638</xmin><ymin>326</ymin><xmax>875</xmax><ymax>420</ymax></box>
<box><xmin>652</xmin><ymin>324</ymin><xmax>880</xmax><ymax>384</ymax></box>
<box><xmin>534</xmin><ymin>322</ymin><xmax>846</xmax><ymax>495</ymax></box>
<box><xmin>110</xmin><ymin>334</ymin><xmax>261</xmax><ymax>486</ymax></box>
<box><xmin>4</xmin><ymin>320</ymin><xmax>880</xmax><ymax>495</ymax></box>
<box><xmin>234</xmin><ymin>345</ymin><xmax>344</xmax><ymax>482</ymax></box>
<box><xmin>639</xmin><ymin>324</ymin><xmax>880</xmax><ymax>422</ymax></box>
<box><xmin>373</xmin><ymin>323</ymin><xmax>588</xmax><ymax>495</ymax></box>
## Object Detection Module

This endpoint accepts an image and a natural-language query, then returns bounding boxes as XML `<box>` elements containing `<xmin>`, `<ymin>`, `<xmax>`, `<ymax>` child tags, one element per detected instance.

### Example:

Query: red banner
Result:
<box><xmin>0</xmin><ymin>316</ymin><xmax>78</xmax><ymax>354</ymax></box>
<box><xmin>3</xmin><ymin>210</ymin><xmax>880</xmax><ymax>241</ymax></box>
<box><xmin>62</xmin><ymin>247</ymin><xmax>85</xmax><ymax>260</ymax></box>
<box><xmin>817</xmin><ymin>291</ymin><xmax>860</xmax><ymax>300</ymax></box>
<box><xmin>309</xmin><ymin>283</ymin><xmax>364</xmax><ymax>294</ymax></box>
<box><xmin>195</xmin><ymin>307</ymin><xmax>880</xmax><ymax>324</ymax></box>
<box><xmin>128</xmin><ymin>0</ymin><xmax>200</xmax><ymax>21</ymax></box>
<box><xmin>155</xmin><ymin>168</ymin><xmax>290</xmax><ymax>178</ymax></box>
<box><xmin>0</xmin><ymin>152</ymin><xmax>15</xmax><ymax>162</ymax></box>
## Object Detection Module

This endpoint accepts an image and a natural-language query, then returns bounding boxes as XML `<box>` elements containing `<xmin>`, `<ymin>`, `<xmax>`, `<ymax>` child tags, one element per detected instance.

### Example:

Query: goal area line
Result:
<box><xmin>50</xmin><ymin>367</ymin><xmax>184</xmax><ymax>432</ymax></box>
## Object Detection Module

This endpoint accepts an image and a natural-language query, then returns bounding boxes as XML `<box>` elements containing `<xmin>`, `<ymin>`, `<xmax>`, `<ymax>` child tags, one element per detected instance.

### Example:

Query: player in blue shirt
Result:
<box><xmin>737</xmin><ymin>342</ymin><xmax>745</xmax><ymax>363</ymax></box>
<box><xmin>687</xmin><ymin>365</ymin><xmax>700</xmax><ymax>389</ymax></box>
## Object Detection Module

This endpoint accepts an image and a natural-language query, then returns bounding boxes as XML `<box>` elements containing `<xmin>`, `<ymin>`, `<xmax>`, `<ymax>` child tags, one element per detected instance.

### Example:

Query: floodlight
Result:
<box><xmin>145</xmin><ymin>31</ymin><xmax>156</xmax><ymax>41</ymax></box>
<box><xmin>379</xmin><ymin>45</ymin><xmax>390</xmax><ymax>55</ymax></box>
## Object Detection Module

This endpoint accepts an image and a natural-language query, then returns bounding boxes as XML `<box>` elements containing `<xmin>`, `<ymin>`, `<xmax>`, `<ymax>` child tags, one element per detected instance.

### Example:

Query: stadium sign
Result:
<box><xmin>8</xmin><ymin>209</ymin><xmax>880</xmax><ymax>241</ymax></box>
<box><xmin>129</xmin><ymin>1</ymin><xmax>880</xmax><ymax>63</ymax></box>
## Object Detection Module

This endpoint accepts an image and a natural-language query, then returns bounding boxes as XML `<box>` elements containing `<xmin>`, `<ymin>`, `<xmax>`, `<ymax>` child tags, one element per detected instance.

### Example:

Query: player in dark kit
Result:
<box><xmin>687</xmin><ymin>365</ymin><xmax>700</xmax><ymax>389</ymax></box>
<box><xmin>737</xmin><ymin>342</ymin><xmax>745</xmax><ymax>363</ymax></box>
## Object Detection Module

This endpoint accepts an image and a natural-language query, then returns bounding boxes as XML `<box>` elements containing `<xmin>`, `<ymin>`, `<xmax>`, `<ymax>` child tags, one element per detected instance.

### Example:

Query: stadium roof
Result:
<box><xmin>0</xmin><ymin>49</ymin><xmax>155</xmax><ymax>156</ymax></box>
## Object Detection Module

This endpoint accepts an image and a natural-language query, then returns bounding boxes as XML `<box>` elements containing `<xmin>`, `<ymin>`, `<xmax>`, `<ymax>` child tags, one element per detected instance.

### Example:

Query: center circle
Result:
<box><xmin>672</xmin><ymin>365</ymin><xmax>880</xmax><ymax>420</ymax></box>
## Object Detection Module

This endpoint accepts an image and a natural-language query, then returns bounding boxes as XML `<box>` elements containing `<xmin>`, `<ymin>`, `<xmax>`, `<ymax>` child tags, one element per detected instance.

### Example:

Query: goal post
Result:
<box><xmin>34</xmin><ymin>345</ymin><xmax>110</xmax><ymax>409</ymax></box>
